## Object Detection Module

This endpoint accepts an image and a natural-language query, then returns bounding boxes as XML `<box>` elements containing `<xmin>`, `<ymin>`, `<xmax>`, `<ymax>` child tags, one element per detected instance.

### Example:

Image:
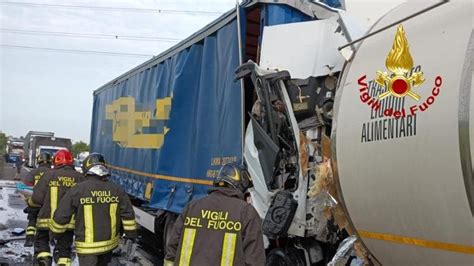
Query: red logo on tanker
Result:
<box><xmin>357</xmin><ymin>24</ymin><xmax>442</xmax><ymax>118</ymax></box>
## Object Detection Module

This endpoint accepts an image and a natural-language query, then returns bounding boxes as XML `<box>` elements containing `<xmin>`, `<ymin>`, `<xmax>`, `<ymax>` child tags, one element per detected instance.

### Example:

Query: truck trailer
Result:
<box><xmin>90</xmin><ymin>0</ymin><xmax>473</xmax><ymax>265</ymax></box>
<box><xmin>24</xmin><ymin>132</ymin><xmax>72</xmax><ymax>167</ymax></box>
<box><xmin>24</xmin><ymin>131</ymin><xmax>54</xmax><ymax>166</ymax></box>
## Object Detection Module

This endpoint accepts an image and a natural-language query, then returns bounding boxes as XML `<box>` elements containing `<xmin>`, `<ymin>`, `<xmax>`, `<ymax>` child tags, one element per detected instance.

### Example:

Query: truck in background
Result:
<box><xmin>90</xmin><ymin>0</ymin><xmax>473</xmax><ymax>265</ymax></box>
<box><xmin>24</xmin><ymin>131</ymin><xmax>53</xmax><ymax>166</ymax></box>
<box><xmin>24</xmin><ymin>131</ymin><xmax>72</xmax><ymax>167</ymax></box>
<box><xmin>6</xmin><ymin>137</ymin><xmax>24</xmax><ymax>156</ymax></box>
<box><xmin>5</xmin><ymin>137</ymin><xmax>25</xmax><ymax>164</ymax></box>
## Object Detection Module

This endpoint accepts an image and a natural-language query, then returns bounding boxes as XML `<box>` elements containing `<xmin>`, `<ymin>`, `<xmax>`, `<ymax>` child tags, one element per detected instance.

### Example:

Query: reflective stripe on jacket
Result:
<box><xmin>52</xmin><ymin>175</ymin><xmax>137</xmax><ymax>255</ymax></box>
<box><xmin>31</xmin><ymin>165</ymin><xmax>84</xmax><ymax>229</ymax></box>
<box><xmin>165</xmin><ymin>188</ymin><xmax>265</xmax><ymax>266</ymax></box>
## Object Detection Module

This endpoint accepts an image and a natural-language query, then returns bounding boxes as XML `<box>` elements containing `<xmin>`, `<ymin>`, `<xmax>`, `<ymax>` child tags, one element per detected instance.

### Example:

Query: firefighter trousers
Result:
<box><xmin>26</xmin><ymin>207</ymin><xmax>40</xmax><ymax>236</ymax></box>
<box><xmin>35</xmin><ymin>230</ymin><xmax>74</xmax><ymax>261</ymax></box>
<box><xmin>78</xmin><ymin>252</ymin><xmax>113</xmax><ymax>266</ymax></box>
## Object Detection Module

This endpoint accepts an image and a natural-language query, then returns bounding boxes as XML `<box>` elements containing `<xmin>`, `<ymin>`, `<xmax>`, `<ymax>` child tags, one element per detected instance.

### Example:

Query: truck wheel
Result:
<box><xmin>266</xmin><ymin>247</ymin><xmax>305</xmax><ymax>266</ymax></box>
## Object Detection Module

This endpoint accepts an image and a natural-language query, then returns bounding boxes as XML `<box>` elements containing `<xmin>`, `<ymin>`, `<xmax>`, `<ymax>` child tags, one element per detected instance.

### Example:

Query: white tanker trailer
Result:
<box><xmin>240</xmin><ymin>0</ymin><xmax>472</xmax><ymax>265</ymax></box>
<box><xmin>333</xmin><ymin>0</ymin><xmax>473</xmax><ymax>265</ymax></box>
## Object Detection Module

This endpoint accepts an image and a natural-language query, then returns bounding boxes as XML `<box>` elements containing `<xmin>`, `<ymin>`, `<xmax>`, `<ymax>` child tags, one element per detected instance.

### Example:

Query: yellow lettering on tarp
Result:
<box><xmin>207</xmin><ymin>156</ymin><xmax>238</xmax><ymax>177</ymax></box>
<box><xmin>209</xmin><ymin>156</ymin><xmax>238</xmax><ymax>166</ymax></box>
<box><xmin>211</xmin><ymin>158</ymin><xmax>221</xmax><ymax>166</ymax></box>
<box><xmin>222</xmin><ymin>156</ymin><xmax>237</xmax><ymax>165</ymax></box>
<box><xmin>105</xmin><ymin>96</ymin><xmax>172</xmax><ymax>149</ymax></box>
<box><xmin>206</xmin><ymin>170</ymin><xmax>219</xmax><ymax>178</ymax></box>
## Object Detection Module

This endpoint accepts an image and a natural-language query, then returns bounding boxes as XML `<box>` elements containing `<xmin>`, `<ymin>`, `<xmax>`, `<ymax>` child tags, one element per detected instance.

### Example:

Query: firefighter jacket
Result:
<box><xmin>51</xmin><ymin>175</ymin><xmax>137</xmax><ymax>255</ymax></box>
<box><xmin>24</xmin><ymin>164</ymin><xmax>51</xmax><ymax>187</ymax></box>
<box><xmin>30</xmin><ymin>165</ymin><xmax>84</xmax><ymax>230</ymax></box>
<box><xmin>165</xmin><ymin>187</ymin><xmax>265</xmax><ymax>266</ymax></box>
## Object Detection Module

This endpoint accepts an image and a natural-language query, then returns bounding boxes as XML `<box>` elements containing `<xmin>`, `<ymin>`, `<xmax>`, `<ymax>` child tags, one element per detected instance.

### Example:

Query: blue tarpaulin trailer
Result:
<box><xmin>90</xmin><ymin>0</ymin><xmax>341</xmax><ymax>216</ymax></box>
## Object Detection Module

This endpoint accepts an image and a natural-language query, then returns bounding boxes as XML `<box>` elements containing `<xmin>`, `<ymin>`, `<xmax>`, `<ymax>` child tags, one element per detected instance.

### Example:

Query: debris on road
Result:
<box><xmin>12</xmin><ymin>228</ymin><xmax>25</xmax><ymax>235</ymax></box>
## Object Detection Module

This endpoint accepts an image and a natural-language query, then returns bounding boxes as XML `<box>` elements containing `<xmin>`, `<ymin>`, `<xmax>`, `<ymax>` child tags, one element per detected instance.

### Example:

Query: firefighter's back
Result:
<box><xmin>69</xmin><ymin>176</ymin><xmax>130</xmax><ymax>253</ymax></box>
<box><xmin>34</xmin><ymin>165</ymin><xmax>83</xmax><ymax>228</ymax></box>
<box><xmin>176</xmin><ymin>188</ymin><xmax>259</xmax><ymax>266</ymax></box>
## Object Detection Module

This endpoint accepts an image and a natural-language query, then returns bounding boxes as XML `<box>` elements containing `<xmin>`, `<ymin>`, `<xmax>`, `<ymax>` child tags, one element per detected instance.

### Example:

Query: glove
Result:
<box><xmin>23</xmin><ymin>207</ymin><xmax>29</xmax><ymax>214</ymax></box>
<box><xmin>163</xmin><ymin>259</ymin><xmax>174</xmax><ymax>266</ymax></box>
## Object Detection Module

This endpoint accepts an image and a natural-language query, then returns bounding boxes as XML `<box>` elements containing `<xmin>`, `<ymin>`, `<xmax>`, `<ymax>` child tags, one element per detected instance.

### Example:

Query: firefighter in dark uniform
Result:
<box><xmin>23</xmin><ymin>152</ymin><xmax>52</xmax><ymax>247</ymax></box>
<box><xmin>30</xmin><ymin>150</ymin><xmax>84</xmax><ymax>266</ymax></box>
<box><xmin>165</xmin><ymin>162</ymin><xmax>266</xmax><ymax>266</ymax></box>
<box><xmin>51</xmin><ymin>153</ymin><xmax>137</xmax><ymax>266</ymax></box>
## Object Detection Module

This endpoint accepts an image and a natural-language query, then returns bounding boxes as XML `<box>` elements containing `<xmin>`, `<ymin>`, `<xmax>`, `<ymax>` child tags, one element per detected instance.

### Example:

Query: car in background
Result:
<box><xmin>5</xmin><ymin>153</ymin><xmax>21</xmax><ymax>167</ymax></box>
<box><xmin>74</xmin><ymin>151</ymin><xmax>89</xmax><ymax>173</ymax></box>
<box><xmin>74</xmin><ymin>159</ymin><xmax>83</xmax><ymax>173</ymax></box>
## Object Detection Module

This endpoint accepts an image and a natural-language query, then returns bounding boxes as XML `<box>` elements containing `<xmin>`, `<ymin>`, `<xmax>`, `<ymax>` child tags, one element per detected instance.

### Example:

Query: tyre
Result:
<box><xmin>266</xmin><ymin>247</ymin><xmax>305</xmax><ymax>266</ymax></box>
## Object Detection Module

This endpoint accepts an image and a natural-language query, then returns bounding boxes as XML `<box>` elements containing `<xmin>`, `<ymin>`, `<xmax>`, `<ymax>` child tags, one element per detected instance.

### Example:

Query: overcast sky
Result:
<box><xmin>0</xmin><ymin>0</ymin><xmax>404</xmax><ymax>143</ymax></box>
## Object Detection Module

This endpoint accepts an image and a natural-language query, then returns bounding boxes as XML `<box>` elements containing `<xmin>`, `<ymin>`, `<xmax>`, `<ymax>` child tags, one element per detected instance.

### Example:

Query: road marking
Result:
<box><xmin>23</xmin><ymin>166</ymin><xmax>31</xmax><ymax>172</ymax></box>
<box><xmin>358</xmin><ymin>230</ymin><xmax>474</xmax><ymax>254</ymax></box>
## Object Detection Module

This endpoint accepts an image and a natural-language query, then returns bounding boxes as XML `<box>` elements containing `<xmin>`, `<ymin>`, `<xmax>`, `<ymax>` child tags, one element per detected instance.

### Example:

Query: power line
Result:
<box><xmin>1</xmin><ymin>44</ymin><xmax>154</xmax><ymax>58</ymax></box>
<box><xmin>0</xmin><ymin>1</ymin><xmax>224</xmax><ymax>15</ymax></box>
<box><xmin>0</xmin><ymin>28</ymin><xmax>181</xmax><ymax>42</ymax></box>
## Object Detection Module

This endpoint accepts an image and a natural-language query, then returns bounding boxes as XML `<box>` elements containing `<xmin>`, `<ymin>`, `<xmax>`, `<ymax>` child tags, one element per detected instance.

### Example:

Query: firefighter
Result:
<box><xmin>165</xmin><ymin>162</ymin><xmax>266</xmax><ymax>266</ymax></box>
<box><xmin>14</xmin><ymin>154</ymin><xmax>23</xmax><ymax>180</ymax></box>
<box><xmin>23</xmin><ymin>152</ymin><xmax>52</xmax><ymax>247</ymax></box>
<box><xmin>51</xmin><ymin>153</ymin><xmax>137</xmax><ymax>266</ymax></box>
<box><xmin>30</xmin><ymin>150</ymin><xmax>84</xmax><ymax>266</ymax></box>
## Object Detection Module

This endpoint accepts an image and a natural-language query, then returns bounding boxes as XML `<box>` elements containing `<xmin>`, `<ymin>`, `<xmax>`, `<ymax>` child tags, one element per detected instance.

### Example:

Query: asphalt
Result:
<box><xmin>0</xmin><ymin>159</ymin><xmax>29</xmax><ymax>182</ymax></box>
<box><xmin>0</xmin><ymin>179</ymin><xmax>32</xmax><ymax>265</ymax></box>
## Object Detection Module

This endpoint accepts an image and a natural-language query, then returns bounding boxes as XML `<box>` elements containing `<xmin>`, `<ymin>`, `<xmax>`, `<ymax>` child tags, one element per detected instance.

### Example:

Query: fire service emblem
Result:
<box><xmin>376</xmin><ymin>25</ymin><xmax>424</xmax><ymax>101</ymax></box>
<box><xmin>357</xmin><ymin>24</ymin><xmax>442</xmax><ymax>119</ymax></box>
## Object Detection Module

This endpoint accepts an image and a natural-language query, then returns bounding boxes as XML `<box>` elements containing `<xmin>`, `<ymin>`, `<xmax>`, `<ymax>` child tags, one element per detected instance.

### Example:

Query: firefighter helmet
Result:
<box><xmin>214</xmin><ymin>162</ymin><xmax>253</xmax><ymax>193</ymax></box>
<box><xmin>53</xmin><ymin>150</ymin><xmax>73</xmax><ymax>167</ymax></box>
<box><xmin>82</xmin><ymin>153</ymin><xmax>109</xmax><ymax>177</ymax></box>
<box><xmin>37</xmin><ymin>152</ymin><xmax>52</xmax><ymax>166</ymax></box>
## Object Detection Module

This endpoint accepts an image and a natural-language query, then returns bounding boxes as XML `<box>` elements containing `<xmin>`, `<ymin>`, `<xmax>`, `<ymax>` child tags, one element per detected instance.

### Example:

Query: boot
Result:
<box><xmin>24</xmin><ymin>234</ymin><xmax>35</xmax><ymax>247</ymax></box>
<box><xmin>57</xmin><ymin>257</ymin><xmax>72</xmax><ymax>266</ymax></box>
<box><xmin>37</xmin><ymin>256</ymin><xmax>52</xmax><ymax>266</ymax></box>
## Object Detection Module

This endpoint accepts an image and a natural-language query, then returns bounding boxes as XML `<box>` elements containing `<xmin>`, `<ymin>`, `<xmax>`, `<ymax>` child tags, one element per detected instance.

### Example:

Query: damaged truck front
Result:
<box><xmin>232</xmin><ymin>3</ymin><xmax>368</xmax><ymax>264</ymax></box>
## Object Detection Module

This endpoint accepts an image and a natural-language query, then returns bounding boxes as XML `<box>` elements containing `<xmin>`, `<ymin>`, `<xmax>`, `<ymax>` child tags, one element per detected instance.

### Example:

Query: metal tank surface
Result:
<box><xmin>333</xmin><ymin>0</ymin><xmax>473</xmax><ymax>265</ymax></box>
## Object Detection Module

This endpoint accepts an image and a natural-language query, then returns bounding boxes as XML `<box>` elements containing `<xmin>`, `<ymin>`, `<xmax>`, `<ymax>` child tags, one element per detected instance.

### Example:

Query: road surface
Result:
<box><xmin>1</xmin><ymin>160</ymin><xmax>28</xmax><ymax>181</ymax></box>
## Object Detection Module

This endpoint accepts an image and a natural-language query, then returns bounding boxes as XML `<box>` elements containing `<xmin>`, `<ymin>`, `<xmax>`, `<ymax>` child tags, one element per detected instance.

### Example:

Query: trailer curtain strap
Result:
<box><xmin>107</xmin><ymin>165</ymin><xmax>214</xmax><ymax>186</ymax></box>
